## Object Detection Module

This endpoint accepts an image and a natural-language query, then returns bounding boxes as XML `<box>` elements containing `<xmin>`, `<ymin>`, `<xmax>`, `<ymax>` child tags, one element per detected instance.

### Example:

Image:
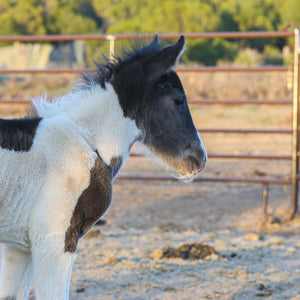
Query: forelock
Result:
<box><xmin>81</xmin><ymin>37</ymin><xmax>163</xmax><ymax>90</ymax></box>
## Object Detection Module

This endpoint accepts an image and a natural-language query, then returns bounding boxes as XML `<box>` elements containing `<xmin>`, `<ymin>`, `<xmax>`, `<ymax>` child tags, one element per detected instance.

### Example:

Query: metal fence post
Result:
<box><xmin>291</xmin><ymin>25</ymin><xmax>300</xmax><ymax>218</ymax></box>
<box><xmin>106</xmin><ymin>35</ymin><xmax>115</xmax><ymax>60</ymax></box>
<box><xmin>14</xmin><ymin>41</ymin><xmax>20</xmax><ymax>68</ymax></box>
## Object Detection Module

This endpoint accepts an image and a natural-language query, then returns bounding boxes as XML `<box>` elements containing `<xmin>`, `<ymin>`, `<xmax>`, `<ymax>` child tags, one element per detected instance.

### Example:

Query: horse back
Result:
<box><xmin>0</xmin><ymin>117</ymin><xmax>42</xmax><ymax>152</ymax></box>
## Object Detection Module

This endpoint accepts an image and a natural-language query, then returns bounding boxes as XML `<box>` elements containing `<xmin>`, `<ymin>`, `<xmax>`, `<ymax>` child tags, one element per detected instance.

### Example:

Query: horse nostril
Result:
<box><xmin>185</xmin><ymin>148</ymin><xmax>207</xmax><ymax>170</ymax></box>
<box><xmin>185</xmin><ymin>143</ymin><xmax>192</xmax><ymax>150</ymax></box>
<box><xmin>187</xmin><ymin>155</ymin><xmax>200</xmax><ymax>168</ymax></box>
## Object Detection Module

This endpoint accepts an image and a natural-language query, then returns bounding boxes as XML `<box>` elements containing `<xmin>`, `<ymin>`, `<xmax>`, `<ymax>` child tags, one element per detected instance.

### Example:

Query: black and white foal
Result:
<box><xmin>0</xmin><ymin>35</ymin><xmax>207</xmax><ymax>299</ymax></box>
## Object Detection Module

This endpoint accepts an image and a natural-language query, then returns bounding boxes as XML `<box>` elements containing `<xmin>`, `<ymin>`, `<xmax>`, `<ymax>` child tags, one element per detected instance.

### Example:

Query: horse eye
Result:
<box><xmin>175</xmin><ymin>97</ymin><xmax>185</xmax><ymax>105</ymax></box>
<box><xmin>158</xmin><ymin>83</ymin><xmax>172</xmax><ymax>89</ymax></box>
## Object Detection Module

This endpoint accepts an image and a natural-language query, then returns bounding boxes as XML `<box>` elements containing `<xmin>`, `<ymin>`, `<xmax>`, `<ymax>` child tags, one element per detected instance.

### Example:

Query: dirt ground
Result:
<box><xmin>63</xmin><ymin>158</ymin><xmax>300</xmax><ymax>300</ymax></box>
<box><xmin>1</xmin><ymin>72</ymin><xmax>300</xmax><ymax>299</ymax></box>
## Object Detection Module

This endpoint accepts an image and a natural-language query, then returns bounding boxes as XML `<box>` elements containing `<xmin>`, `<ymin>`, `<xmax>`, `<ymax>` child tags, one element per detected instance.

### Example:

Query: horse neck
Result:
<box><xmin>64</xmin><ymin>84</ymin><xmax>142</xmax><ymax>167</ymax></box>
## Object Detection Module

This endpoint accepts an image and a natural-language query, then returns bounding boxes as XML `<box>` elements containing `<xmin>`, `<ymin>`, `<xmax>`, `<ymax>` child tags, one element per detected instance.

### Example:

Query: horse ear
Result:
<box><xmin>144</xmin><ymin>35</ymin><xmax>186</xmax><ymax>78</ymax></box>
<box><xmin>142</xmin><ymin>34</ymin><xmax>160</xmax><ymax>54</ymax></box>
<box><xmin>151</xmin><ymin>34</ymin><xmax>159</xmax><ymax>46</ymax></box>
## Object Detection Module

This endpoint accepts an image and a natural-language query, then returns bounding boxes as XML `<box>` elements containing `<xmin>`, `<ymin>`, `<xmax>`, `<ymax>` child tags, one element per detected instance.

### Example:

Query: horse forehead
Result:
<box><xmin>158</xmin><ymin>70</ymin><xmax>185</xmax><ymax>90</ymax></box>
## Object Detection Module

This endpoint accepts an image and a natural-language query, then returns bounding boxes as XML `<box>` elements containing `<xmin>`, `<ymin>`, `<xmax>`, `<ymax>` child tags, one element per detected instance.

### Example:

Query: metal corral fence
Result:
<box><xmin>0</xmin><ymin>26</ymin><xmax>299</xmax><ymax>221</ymax></box>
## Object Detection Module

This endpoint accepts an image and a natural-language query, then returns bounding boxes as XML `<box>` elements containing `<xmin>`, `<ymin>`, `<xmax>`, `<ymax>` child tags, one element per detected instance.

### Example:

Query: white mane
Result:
<box><xmin>31</xmin><ymin>83</ymin><xmax>100</xmax><ymax>119</ymax></box>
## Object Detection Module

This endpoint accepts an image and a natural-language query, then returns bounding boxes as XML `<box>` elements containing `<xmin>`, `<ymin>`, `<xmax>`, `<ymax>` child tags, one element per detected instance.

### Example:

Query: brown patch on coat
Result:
<box><xmin>64</xmin><ymin>156</ymin><xmax>112</xmax><ymax>253</ymax></box>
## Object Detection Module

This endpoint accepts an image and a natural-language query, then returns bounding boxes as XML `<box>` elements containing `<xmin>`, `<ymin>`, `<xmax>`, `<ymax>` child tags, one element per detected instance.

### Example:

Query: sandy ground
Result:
<box><xmin>23</xmin><ymin>160</ymin><xmax>300</xmax><ymax>300</ymax></box>
<box><xmin>1</xmin><ymin>72</ymin><xmax>300</xmax><ymax>299</ymax></box>
<box><xmin>66</xmin><ymin>178</ymin><xmax>300</xmax><ymax>300</ymax></box>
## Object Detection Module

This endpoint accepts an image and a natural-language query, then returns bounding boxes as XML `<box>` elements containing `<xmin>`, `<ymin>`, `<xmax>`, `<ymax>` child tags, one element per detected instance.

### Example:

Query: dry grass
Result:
<box><xmin>0</xmin><ymin>74</ymin><xmax>75</xmax><ymax>100</ymax></box>
<box><xmin>0</xmin><ymin>71</ymin><xmax>292</xmax><ymax>101</ymax></box>
<box><xmin>179</xmin><ymin>71</ymin><xmax>292</xmax><ymax>100</ymax></box>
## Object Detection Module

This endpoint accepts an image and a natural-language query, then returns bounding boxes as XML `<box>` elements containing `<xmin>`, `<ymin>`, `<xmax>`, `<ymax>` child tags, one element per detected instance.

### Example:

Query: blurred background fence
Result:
<box><xmin>0</xmin><ymin>28</ymin><xmax>299</xmax><ymax>220</ymax></box>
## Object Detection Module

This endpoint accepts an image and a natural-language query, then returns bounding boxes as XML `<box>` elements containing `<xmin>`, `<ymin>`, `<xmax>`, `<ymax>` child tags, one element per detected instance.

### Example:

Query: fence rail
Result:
<box><xmin>0</xmin><ymin>66</ymin><xmax>290</xmax><ymax>74</ymax></box>
<box><xmin>131</xmin><ymin>153</ymin><xmax>291</xmax><ymax>160</ymax></box>
<box><xmin>0</xmin><ymin>31</ymin><xmax>293</xmax><ymax>42</ymax></box>
<box><xmin>0</xmin><ymin>98</ymin><xmax>293</xmax><ymax>105</ymax></box>
<box><xmin>0</xmin><ymin>28</ymin><xmax>299</xmax><ymax>221</ymax></box>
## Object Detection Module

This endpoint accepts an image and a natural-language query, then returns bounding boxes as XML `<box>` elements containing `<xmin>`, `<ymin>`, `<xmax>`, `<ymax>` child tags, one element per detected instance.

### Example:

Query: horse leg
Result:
<box><xmin>0</xmin><ymin>244</ymin><xmax>33</xmax><ymax>300</ymax></box>
<box><xmin>17</xmin><ymin>255</ymin><xmax>33</xmax><ymax>300</ymax></box>
<box><xmin>31</xmin><ymin>234</ymin><xmax>75</xmax><ymax>300</ymax></box>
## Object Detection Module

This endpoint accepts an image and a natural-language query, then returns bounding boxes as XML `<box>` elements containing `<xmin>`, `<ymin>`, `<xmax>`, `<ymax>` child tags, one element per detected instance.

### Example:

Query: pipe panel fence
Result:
<box><xmin>0</xmin><ymin>28</ymin><xmax>299</xmax><ymax>221</ymax></box>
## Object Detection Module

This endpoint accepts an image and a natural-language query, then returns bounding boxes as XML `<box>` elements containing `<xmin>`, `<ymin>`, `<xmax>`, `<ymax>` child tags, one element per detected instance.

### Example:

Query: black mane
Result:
<box><xmin>82</xmin><ymin>36</ymin><xmax>162</xmax><ymax>89</ymax></box>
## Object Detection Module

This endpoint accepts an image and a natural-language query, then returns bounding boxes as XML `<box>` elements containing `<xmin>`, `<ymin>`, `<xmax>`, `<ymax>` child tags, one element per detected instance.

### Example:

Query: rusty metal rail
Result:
<box><xmin>198</xmin><ymin>128</ymin><xmax>292</xmax><ymax>134</ymax></box>
<box><xmin>0</xmin><ymin>98</ymin><xmax>293</xmax><ymax>105</ymax></box>
<box><xmin>0</xmin><ymin>68</ymin><xmax>90</xmax><ymax>74</ymax></box>
<box><xmin>177</xmin><ymin>66</ymin><xmax>290</xmax><ymax>73</ymax></box>
<box><xmin>0</xmin><ymin>66</ymin><xmax>290</xmax><ymax>74</ymax></box>
<box><xmin>0</xmin><ymin>31</ymin><xmax>293</xmax><ymax>42</ymax></box>
<box><xmin>188</xmin><ymin>99</ymin><xmax>293</xmax><ymax>105</ymax></box>
<box><xmin>117</xmin><ymin>174</ymin><xmax>291</xmax><ymax>185</ymax></box>
<box><xmin>130</xmin><ymin>153</ymin><xmax>291</xmax><ymax>160</ymax></box>
<box><xmin>0</xmin><ymin>28</ymin><xmax>299</xmax><ymax>221</ymax></box>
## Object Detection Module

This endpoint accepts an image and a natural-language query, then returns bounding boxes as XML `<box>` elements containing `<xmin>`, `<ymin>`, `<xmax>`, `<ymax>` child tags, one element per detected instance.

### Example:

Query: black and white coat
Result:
<box><xmin>0</xmin><ymin>36</ymin><xmax>207</xmax><ymax>300</ymax></box>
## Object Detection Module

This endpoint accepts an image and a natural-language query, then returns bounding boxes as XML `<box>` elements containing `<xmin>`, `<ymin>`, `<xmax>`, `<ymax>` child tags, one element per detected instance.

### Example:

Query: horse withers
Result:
<box><xmin>0</xmin><ymin>35</ymin><xmax>207</xmax><ymax>299</ymax></box>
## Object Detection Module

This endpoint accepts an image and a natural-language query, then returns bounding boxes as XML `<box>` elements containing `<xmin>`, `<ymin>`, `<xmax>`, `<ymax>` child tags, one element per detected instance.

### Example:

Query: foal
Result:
<box><xmin>0</xmin><ymin>35</ymin><xmax>207</xmax><ymax>299</ymax></box>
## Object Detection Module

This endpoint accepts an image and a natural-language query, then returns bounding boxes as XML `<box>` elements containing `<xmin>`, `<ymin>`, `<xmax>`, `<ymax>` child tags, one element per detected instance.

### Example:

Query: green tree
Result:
<box><xmin>0</xmin><ymin>0</ymin><xmax>102</xmax><ymax>35</ymax></box>
<box><xmin>280</xmin><ymin>0</ymin><xmax>300</xmax><ymax>28</ymax></box>
<box><xmin>182</xmin><ymin>38</ymin><xmax>239</xmax><ymax>65</ymax></box>
<box><xmin>0</xmin><ymin>0</ymin><xmax>46</xmax><ymax>35</ymax></box>
<box><xmin>93</xmin><ymin>0</ymin><xmax>219</xmax><ymax>34</ymax></box>
<box><xmin>0</xmin><ymin>0</ymin><xmax>298</xmax><ymax>65</ymax></box>
<box><xmin>42</xmin><ymin>0</ymin><xmax>100</xmax><ymax>34</ymax></box>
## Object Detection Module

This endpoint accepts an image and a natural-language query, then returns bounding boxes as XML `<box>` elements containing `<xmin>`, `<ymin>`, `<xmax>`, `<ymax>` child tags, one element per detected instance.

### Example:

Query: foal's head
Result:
<box><xmin>95</xmin><ymin>35</ymin><xmax>207</xmax><ymax>181</ymax></box>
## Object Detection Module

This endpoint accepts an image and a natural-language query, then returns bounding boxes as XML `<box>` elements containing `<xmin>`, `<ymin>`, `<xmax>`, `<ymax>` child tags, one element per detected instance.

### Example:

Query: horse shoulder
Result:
<box><xmin>29</xmin><ymin>117</ymin><xmax>96</xmax><ymax>232</ymax></box>
<box><xmin>29</xmin><ymin>116</ymin><xmax>112</xmax><ymax>253</ymax></box>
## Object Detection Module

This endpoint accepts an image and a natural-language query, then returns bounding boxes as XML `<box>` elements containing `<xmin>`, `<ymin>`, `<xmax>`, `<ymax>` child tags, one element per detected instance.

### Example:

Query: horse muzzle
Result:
<box><xmin>183</xmin><ymin>145</ymin><xmax>207</xmax><ymax>176</ymax></box>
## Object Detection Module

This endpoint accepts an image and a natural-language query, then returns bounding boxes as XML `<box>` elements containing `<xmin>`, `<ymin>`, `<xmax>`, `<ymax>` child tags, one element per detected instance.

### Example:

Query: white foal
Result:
<box><xmin>0</xmin><ymin>35</ymin><xmax>207</xmax><ymax>299</ymax></box>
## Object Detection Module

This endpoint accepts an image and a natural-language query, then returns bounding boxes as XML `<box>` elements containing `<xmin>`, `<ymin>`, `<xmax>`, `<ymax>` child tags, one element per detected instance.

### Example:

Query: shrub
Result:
<box><xmin>263</xmin><ymin>45</ymin><xmax>283</xmax><ymax>65</ymax></box>
<box><xmin>182</xmin><ymin>39</ymin><xmax>239</xmax><ymax>66</ymax></box>
<box><xmin>234</xmin><ymin>48</ymin><xmax>262</xmax><ymax>66</ymax></box>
